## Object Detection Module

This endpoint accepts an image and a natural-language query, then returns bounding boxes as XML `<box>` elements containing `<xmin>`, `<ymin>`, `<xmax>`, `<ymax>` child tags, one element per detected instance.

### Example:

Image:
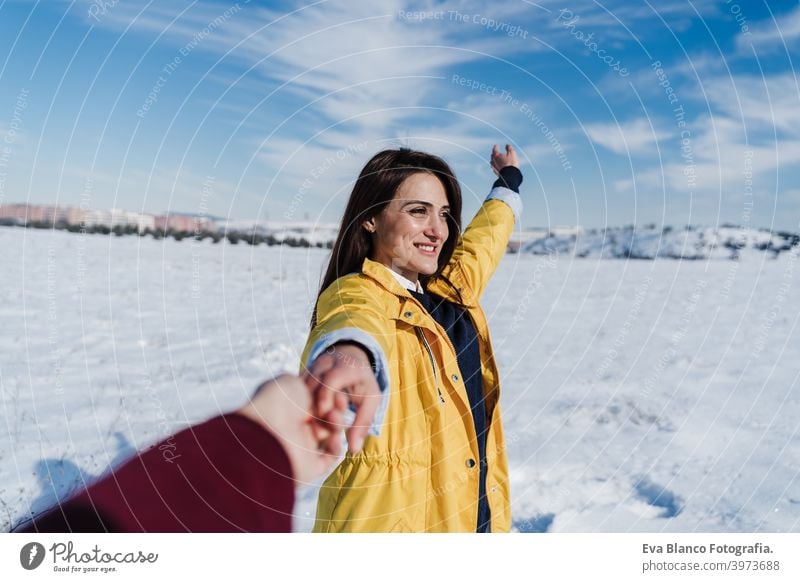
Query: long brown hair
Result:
<box><xmin>310</xmin><ymin>148</ymin><xmax>463</xmax><ymax>329</ymax></box>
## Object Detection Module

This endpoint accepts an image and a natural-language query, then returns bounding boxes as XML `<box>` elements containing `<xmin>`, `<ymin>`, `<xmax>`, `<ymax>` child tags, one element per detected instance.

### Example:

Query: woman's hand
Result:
<box><xmin>237</xmin><ymin>373</ymin><xmax>341</xmax><ymax>484</ymax></box>
<box><xmin>490</xmin><ymin>143</ymin><xmax>519</xmax><ymax>175</ymax></box>
<box><xmin>303</xmin><ymin>343</ymin><xmax>381</xmax><ymax>455</ymax></box>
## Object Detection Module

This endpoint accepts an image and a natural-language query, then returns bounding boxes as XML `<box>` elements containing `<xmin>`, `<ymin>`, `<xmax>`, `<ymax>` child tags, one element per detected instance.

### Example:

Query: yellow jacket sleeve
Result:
<box><xmin>449</xmin><ymin>186</ymin><xmax>522</xmax><ymax>300</ymax></box>
<box><xmin>299</xmin><ymin>274</ymin><xmax>394</xmax><ymax>436</ymax></box>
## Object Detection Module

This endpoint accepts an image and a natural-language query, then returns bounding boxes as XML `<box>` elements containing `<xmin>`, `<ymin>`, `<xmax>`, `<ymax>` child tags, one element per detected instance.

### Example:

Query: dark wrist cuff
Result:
<box><xmin>492</xmin><ymin>166</ymin><xmax>523</xmax><ymax>193</ymax></box>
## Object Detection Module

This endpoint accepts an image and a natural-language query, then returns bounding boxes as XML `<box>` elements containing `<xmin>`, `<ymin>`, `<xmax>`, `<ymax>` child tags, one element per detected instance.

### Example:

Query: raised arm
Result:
<box><xmin>445</xmin><ymin>144</ymin><xmax>523</xmax><ymax>300</ymax></box>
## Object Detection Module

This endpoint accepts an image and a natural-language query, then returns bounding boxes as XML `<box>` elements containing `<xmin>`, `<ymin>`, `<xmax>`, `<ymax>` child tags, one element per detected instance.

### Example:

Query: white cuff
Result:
<box><xmin>486</xmin><ymin>186</ymin><xmax>522</xmax><ymax>223</ymax></box>
<box><xmin>305</xmin><ymin>327</ymin><xmax>390</xmax><ymax>437</ymax></box>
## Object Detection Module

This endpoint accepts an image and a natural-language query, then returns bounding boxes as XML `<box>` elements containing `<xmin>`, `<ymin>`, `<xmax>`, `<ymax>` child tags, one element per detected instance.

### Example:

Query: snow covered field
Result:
<box><xmin>1</xmin><ymin>226</ymin><xmax>798</xmax><ymax>532</ymax></box>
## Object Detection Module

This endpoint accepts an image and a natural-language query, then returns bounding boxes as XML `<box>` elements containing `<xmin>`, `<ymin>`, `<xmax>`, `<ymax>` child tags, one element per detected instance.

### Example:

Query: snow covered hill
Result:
<box><xmin>519</xmin><ymin>225</ymin><xmax>799</xmax><ymax>260</ymax></box>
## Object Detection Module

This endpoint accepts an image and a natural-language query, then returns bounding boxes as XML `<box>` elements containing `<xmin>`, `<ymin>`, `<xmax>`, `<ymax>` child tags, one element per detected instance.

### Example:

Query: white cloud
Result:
<box><xmin>617</xmin><ymin>115</ymin><xmax>800</xmax><ymax>207</ymax></box>
<box><xmin>87</xmin><ymin>0</ymin><xmax>716</xmax><ymax>140</ymax></box>
<box><xmin>585</xmin><ymin>118</ymin><xmax>670</xmax><ymax>154</ymax></box>
<box><xmin>88</xmin><ymin>1</ymin><xmax>537</xmax><ymax>127</ymax></box>
<box><xmin>783</xmin><ymin>189</ymin><xmax>800</xmax><ymax>203</ymax></box>
<box><xmin>701</xmin><ymin>72</ymin><xmax>800</xmax><ymax>136</ymax></box>
<box><xmin>86</xmin><ymin>0</ymin><xmax>558</xmax><ymax>189</ymax></box>
<box><xmin>615</xmin><ymin>66</ymin><xmax>800</xmax><ymax>217</ymax></box>
<box><xmin>737</xmin><ymin>5</ymin><xmax>800</xmax><ymax>53</ymax></box>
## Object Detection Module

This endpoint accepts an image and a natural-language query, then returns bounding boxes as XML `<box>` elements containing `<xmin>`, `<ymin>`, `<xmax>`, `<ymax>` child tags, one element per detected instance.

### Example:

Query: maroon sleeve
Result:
<box><xmin>21</xmin><ymin>413</ymin><xmax>295</xmax><ymax>532</ymax></box>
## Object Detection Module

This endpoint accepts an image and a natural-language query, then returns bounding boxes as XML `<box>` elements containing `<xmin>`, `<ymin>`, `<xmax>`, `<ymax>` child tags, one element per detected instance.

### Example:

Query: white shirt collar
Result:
<box><xmin>383</xmin><ymin>264</ymin><xmax>424</xmax><ymax>294</ymax></box>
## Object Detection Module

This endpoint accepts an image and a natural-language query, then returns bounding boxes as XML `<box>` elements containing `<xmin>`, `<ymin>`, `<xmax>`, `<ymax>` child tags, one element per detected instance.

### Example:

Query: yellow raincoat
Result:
<box><xmin>300</xmin><ymin>196</ymin><xmax>518</xmax><ymax>532</ymax></box>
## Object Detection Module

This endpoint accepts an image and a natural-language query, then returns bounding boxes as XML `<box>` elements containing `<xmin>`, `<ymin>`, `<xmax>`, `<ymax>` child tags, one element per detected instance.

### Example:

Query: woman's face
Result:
<box><xmin>365</xmin><ymin>172</ymin><xmax>450</xmax><ymax>284</ymax></box>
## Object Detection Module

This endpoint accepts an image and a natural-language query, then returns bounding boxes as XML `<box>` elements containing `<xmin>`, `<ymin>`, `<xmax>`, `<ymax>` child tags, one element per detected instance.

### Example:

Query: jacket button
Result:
<box><xmin>466</xmin><ymin>458</ymin><xmax>476</xmax><ymax>469</ymax></box>
<box><xmin>451</xmin><ymin>374</ymin><xmax>459</xmax><ymax>382</ymax></box>
<box><xmin>404</xmin><ymin>311</ymin><xmax>412</xmax><ymax>318</ymax></box>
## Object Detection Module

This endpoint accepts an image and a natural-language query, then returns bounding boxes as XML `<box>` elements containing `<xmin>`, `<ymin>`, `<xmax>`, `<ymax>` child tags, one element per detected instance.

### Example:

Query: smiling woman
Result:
<box><xmin>364</xmin><ymin>171</ymin><xmax>452</xmax><ymax>285</ymax></box>
<box><xmin>300</xmin><ymin>146</ymin><xmax>523</xmax><ymax>532</ymax></box>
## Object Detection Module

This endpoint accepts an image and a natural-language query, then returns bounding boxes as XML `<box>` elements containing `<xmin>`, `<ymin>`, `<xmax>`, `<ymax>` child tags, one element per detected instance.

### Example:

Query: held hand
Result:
<box><xmin>237</xmin><ymin>373</ymin><xmax>341</xmax><ymax>484</ymax></box>
<box><xmin>490</xmin><ymin>144</ymin><xmax>519</xmax><ymax>176</ymax></box>
<box><xmin>303</xmin><ymin>343</ymin><xmax>381</xmax><ymax>455</ymax></box>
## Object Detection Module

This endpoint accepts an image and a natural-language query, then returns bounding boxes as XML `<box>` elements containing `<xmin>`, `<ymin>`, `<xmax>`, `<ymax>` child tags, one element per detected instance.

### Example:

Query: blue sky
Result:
<box><xmin>0</xmin><ymin>0</ymin><xmax>798</xmax><ymax>229</ymax></box>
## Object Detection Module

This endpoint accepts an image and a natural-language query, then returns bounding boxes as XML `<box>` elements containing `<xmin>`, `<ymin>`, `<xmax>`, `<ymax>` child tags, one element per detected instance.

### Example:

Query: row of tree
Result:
<box><xmin>0</xmin><ymin>218</ymin><xmax>333</xmax><ymax>249</ymax></box>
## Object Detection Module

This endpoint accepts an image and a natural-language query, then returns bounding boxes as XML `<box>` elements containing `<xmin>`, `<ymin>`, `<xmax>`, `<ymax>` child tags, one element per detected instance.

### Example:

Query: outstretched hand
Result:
<box><xmin>303</xmin><ymin>343</ymin><xmax>381</xmax><ymax>455</ymax></box>
<box><xmin>490</xmin><ymin>144</ymin><xmax>519</xmax><ymax>176</ymax></box>
<box><xmin>237</xmin><ymin>373</ymin><xmax>341</xmax><ymax>485</ymax></box>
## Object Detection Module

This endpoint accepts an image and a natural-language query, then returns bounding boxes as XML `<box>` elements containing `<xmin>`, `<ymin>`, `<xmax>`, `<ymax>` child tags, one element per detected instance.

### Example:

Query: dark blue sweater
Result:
<box><xmin>409</xmin><ymin>288</ymin><xmax>492</xmax><ymax>532</ymax></box>
<box><xmin>410</xmin><ymin>166</ymin><xmax>522</xmax><ymax>533</ymax></box>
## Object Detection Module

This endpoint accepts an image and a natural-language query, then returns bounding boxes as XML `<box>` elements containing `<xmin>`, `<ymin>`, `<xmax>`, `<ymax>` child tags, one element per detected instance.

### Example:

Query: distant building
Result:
<box><xmin>154</xmin><ymin>214</ymin><xmax>211</xmax><ymax>233</ymax></box>
<box><xmin>65</xmin><ymin>207</ymin><xmax>86</xmax><ymax>225</ymax></box>
<box><xmin>0</xmin><ymin>203</ymin><xmax>71</xmax><ymax>224</ymax></box>
<box><xmin>0</xmin><ymin>203</ymin><xmax>31</xmax><ymax>222</ymax></box>
<box><xmin>113</xmin><ymin>209</ymin><xmax>155</xmax><ymax>231</ymax></box>
<box><xmin>0</xmin><ymin>203</ymin><xmax>157</xmax><ymax>232</ymax></box>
